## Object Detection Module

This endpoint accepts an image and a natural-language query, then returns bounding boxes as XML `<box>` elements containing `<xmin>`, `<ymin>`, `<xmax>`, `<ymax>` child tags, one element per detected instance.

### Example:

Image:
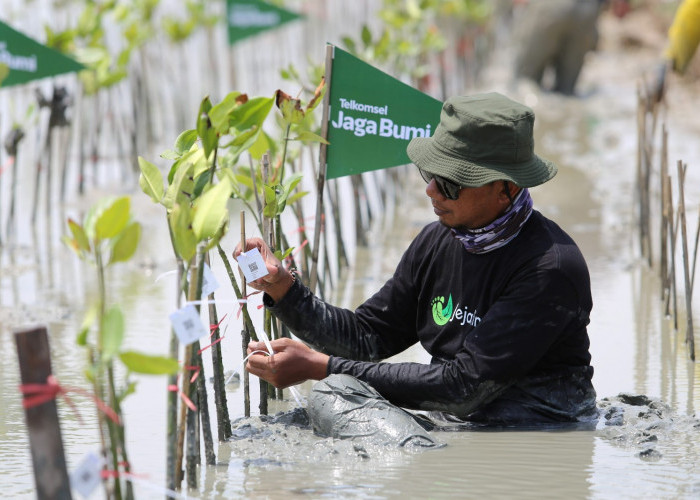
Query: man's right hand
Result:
<box><xmin>246</xmin><ymin>338</ymin><xmax>329</xmax><ymax>388</ymax></box>
<box><xmin>233</xmin><ymin>237</ymin><xmax>295</xmax><ymax>302</ymax></box>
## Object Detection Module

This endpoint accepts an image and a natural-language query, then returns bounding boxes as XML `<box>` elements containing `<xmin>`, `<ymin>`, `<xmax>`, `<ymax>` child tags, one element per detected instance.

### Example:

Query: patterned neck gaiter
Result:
<box><xmin>451</xmin><ymin>188</ymin><xmax>533</xmax><ymax>254</ymax></box>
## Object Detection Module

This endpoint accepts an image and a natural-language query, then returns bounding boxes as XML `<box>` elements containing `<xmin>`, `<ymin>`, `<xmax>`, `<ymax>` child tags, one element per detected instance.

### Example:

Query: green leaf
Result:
<box><xmin>292</xmin><ymin>130</ymin><xmax>329</xmax><ymax>145</ymax></box>
<box><xmin>197</xmin><ymin>113</ymin><xmax>217</xmax><ymax>159</ymax></box>
<box><xmin>101</xmin><ymin>306</ymin><xmax>124</xmax><ymax>362</ymax></box>
<box><xmin>138</xmin><ymin>157</ymin><xmax>164</xmax><ymax>204</ymax></box>
<box><xmin>228</xmin><ymin>125</ymin><xmax>260</xmax><ymax>148</ymax></box>
<box><xmin>61</xmin><ymin>235</ymin><xmax>81</xmax><ymax>256</ymax></box>
<box><xmin>193</xmin><ymin>169</ymin><xmax>212</xmax><ymax>198</ymax></box>
<box><xmin>361</xmin><ymin>25</ymin><xmax>372</xmax><ymax>48</ymax></box>
<box><xmin>110</xmin><ymin>222</ymin><xmax>141</xmax><ymax>264</ymax></box>
<box><xmin>288</xmin><ymin>191</ymin><xmax>309</xmax><ymax>205</ymax></box>
<box><xmin>96</xmin><ymin>196</ymin><xmax>130</xmax><ymax>240</ymax></box>
<box><xmin>263</xmin><ymin>184</ymin><xmax>277</xmax><ymax>206</ymax></box>
<box><xmin>0</xmin><ymin>64</ymin><xmax>9</xmax><ymax>86</ymax></box>
<box><xmin>175</xmin><ymin>129</ymin><xmax>198</xmax><ymax>155</ymax></box>
<box><xmin>283</xmin><ymin>173</ymin><xmax>303</xmax><ymax>194</ymax></box>
<box><xmin>232</xmin><ymin>171</ymin><xmax>255</xmax><ymax>191</ymax></box>
<box><xmin>84</xmin><ymin>197</ymin><xmax>114</xmax><ymax>240</ymax></box>
<box><xmin>209</xmin><ymin>91</ymin><xmax>242</xmax><ymax>134</ymax></box>
<box><xmin>68</xmin><ymin>218</ymin><xmax>91</xmax><ymax>252</ymax></box>
<box><xmin>197</xmin><ymin>96</ymin><xmax>217</xmax><ymax>159</ymax></box>
<box><xmin>229</xmin><ymin>96</ymin><xmax>274</xmax><ymax>132</ymax></box>
<box><xmin>275</xmin><ymin>90</ymin><xmax>305</xmax><ymax>125</ymax></box>
<box><xmin>167</xmin><ymin>148</ymin><xmax>196</xmax><ymax>183</ymax></box>
<box><xmin>190</xmin><ymin>148</ymin><xmax>210</xmax><ymax>180</ymax></box>
<box><xmin>169</xmin><ymin>204</ymin><xmax>197</xmax><ymax>261</ymax></box>
<box><xmin>263</xmin><ymin>202</ymin><xmax>278</xmax><ymax>219</ymax></box>
<box><xmin>117</xmin><ymin>381</ymin><xmax>138</xmax><ymax>405</ymax></box>
<box><xmin>77</xmin><ymin>303</ymin><xmax>98</xmax><ymax>346</ymax></box>
<box><xmin>160</xmin><ymin>150</ymin><xmax>180</xmax><ymax>160</ymax></box>
<box><xmin>163</xmin><ymin>162</ymin><xmax>195</xmax><ymax>211</ymax></box>
<box><xmin>192</xmin><ymin>180</ymin><xmax>233</xmax><ymax>240</ymax></box>
<box><xmin>342</xmin><ymin>36</ymin><xmax>357</xmax><ymax>54</ymax></box>
<box><xmin>277</xmin><ymin>247</ymin><xmax>294</xmax><ymax>260</ymax></box>
<box><xmin>248</xmin><ymin>130</ymin><xmax>273</xmax><ymax>160</ymax></box>
<box><xmin>119</xmin><ymin>351</ymin><xmax>180</xmax><ymax>375</ymax></box>
<box><xmin>220</xmin><ymin>126</ymin><xmax>261</xmax><ymax>164</ymax></box>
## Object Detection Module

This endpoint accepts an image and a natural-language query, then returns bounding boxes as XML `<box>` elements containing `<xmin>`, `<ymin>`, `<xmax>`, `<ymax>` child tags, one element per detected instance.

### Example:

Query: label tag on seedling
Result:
<box><xmin>170</xmin><ymin>304</ymin><xmax>208</xmax><ymax>345</ymax></box>
<box><xmin>200</xmin><ymin>262</ymin><xmax>219</xmax><ymax>297</ymax></box>
<box><xmin>70</xmin><ymin>451</ymin><xmax>104</xmax><ymax>498</ymax></box>
<box><xmin>236</xmin><ymin>248</ymin><xmax>269</xmax><ymax>282</ymax></box>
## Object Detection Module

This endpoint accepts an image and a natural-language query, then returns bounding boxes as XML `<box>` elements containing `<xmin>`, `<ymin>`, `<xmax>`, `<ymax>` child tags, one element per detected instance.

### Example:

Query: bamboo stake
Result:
<box><xmin>205</xmin><ymin>254</ymin><xmax>232</xmax><ymax>440</ymax></box>
<box><xmin>175</xmin><ymin>254</ymin><xmax>199</xmax><ymax>488</ymax></box>
<box><xmin>310</xmin><ymin>44</ymin><xmax>334</xmax><ymax>294</ymax></box>
<box><xmin>676</xmin><ymin>160</ymin><xmax>695</xmax><ymax>360</ymax></box>
<box><xmin>196</xmin><ymin>351</ymin><xmax>216</xmax><ymax>465</ymax></box>
<box><xmin>691</xmin><ymin>203</ymin><xmax>700</xmax><ymax>294</ymax></box>
<box><xmin>260</xmin><ymin>154</ymin><xmax>272</xmax><ymax>412</ymax></box>
<box><xmin>165</xmin><ymin>262</ymin><xmax>182</xmax><ymax>492</ymax></box>
<box><xmin>664</xmin><ymin>174</ymin><xmax>679</xmax><ymax>328</ymax></box>
<box><xmin>660</xmin><ymin>125</ymin><xmax>669</xmax><ymax>295</ymax></box>
<box><xmin>240</xmin><ymin>211</ymin><xmax>251</xmax><ymax>417</ymax></box>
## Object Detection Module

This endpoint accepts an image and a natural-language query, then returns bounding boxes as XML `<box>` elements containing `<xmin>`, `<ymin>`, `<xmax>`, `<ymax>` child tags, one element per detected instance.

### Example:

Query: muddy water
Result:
<box><xmin>2</xmin><ymin>6</ymin><xmax>700</xmax><ymax>500</ymax></box>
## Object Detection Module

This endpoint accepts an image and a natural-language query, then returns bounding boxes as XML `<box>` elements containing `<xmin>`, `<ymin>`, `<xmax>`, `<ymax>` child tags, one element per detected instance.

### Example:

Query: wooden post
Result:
<box><xmin>14</xmin><ymin>326</ymin><xmax>72</xmax><ymax>500</ymax></box>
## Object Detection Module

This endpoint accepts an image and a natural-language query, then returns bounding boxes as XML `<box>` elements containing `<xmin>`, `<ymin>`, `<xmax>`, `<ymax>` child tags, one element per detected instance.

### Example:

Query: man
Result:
<box><xmin>236</xmin><ymin>92</ymin><xmax>597</xmax><ymax>426</ymax></box>
<box><xmin>513</xmin><ymin>0</ymin><xmax>629</xmax><ymax>95</ymax></box>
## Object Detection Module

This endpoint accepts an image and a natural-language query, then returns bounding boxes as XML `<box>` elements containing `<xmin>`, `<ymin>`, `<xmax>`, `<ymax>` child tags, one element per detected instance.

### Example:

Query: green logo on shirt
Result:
<box><xmin>431</xmin><ymin>294</ymin><xmax>453</xmax><ymax>326</ymax></box>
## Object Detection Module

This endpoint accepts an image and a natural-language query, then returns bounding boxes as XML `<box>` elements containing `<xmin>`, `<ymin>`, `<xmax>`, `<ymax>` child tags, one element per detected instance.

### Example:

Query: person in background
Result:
<box><xmin>512</xmin><ymin>0</ymin><xmax>630</xmax><ymax>95</ymax></box>
<box><xmin>651</xmin><ymin>0</ymin><xmax>700</xmax><ymax>103</ymax></box>
<box><xmin>235</xmin><ymin>92</ymin><xmax>598</xmax><ymax>428</ymax></box>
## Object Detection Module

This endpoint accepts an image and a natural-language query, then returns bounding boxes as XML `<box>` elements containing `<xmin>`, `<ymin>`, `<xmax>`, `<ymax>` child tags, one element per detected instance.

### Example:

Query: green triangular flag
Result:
<box><xmin>0</xmin><ymin>20</ymin><xmax>84</xmax><ymax>88</ymax></box>
<box><xmin>325</xmin><ymin>45</ymin><xmax>442</xmax><ymax>179</ymax></box>
<box><xmin>226</xmin><ymin>0</ymin><xmax>303</xmax><ymax>45</ymax></box>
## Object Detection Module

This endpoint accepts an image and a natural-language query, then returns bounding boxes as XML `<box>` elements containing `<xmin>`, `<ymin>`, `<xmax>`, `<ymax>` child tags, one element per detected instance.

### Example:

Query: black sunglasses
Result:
<box><xmin>418</xmin><ymin>168</ymin><xmax>462</xmax><ymax>200</ymax></box>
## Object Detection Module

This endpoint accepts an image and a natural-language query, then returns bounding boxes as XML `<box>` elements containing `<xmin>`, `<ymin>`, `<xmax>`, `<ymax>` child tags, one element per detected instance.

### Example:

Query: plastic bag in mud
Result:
<box><xmin>307</xmin><ymin>374</ymin><xmax>443</xmax><ymax>449</ymax></box>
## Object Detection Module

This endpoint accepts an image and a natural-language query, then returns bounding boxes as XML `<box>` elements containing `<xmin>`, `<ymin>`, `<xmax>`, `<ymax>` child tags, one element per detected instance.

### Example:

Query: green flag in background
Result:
<box><xmin>226</xmin><ymin>0</ymin><xmax>303</xmax><ymax>45</ymax></box>
<box><xmin>325</xmin><ymin>45</ymin><xmax>442</xmax><ymax>179</ymax></box>
<box><xmin>0</xmin><ymin>20</ymin><xmax>84</xmax><ymax>88</ymax></box>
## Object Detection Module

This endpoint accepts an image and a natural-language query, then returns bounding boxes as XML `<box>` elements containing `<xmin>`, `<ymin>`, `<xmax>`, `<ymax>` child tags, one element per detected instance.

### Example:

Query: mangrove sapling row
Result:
<box><xmin>636</xmin><ymin>87</ymin><xmax>697</xmax><ymax>361</ymax></box>
<box><xmin>136</xmin><ymin>83</ymin><xmax>328</xmax><ymax>490</ymax></box>
<box><xmin>62</xmin><ymin>196</ymin><xmax>180</xmax><ymax>500</ymax></box>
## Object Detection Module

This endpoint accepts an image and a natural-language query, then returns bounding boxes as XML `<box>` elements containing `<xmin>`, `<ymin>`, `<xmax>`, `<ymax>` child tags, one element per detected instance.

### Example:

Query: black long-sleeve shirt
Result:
<box><xmin>265</xmin><ymin>211</ymin><xmax>598</xmax><ymax>424</ymax></box>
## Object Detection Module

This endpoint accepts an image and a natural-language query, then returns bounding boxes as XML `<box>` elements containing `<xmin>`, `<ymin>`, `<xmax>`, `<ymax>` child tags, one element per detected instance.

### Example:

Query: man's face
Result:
<box><xmin>426</xmin><ymin>179</ymin><xmax>511</xmax><ymax>230</ymax></box>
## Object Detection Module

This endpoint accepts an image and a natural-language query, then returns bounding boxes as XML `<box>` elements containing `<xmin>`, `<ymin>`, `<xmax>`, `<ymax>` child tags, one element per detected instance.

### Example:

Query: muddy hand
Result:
<box><xmin>246</xmin><ymin>338</ymin><xmax>329</xmax><ymax>389</ymax></box>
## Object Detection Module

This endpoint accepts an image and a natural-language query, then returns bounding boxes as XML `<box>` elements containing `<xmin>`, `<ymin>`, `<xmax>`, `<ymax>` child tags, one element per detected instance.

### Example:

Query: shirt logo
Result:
<box><xmin>431</xmin><ymin>294</ymin><xmax>453</xmax><ymax>326</ymax></box>
<box><xmin>430</xmin><ymin>293</ymin><xmax>482</xmax><ymax>327</ymax></box>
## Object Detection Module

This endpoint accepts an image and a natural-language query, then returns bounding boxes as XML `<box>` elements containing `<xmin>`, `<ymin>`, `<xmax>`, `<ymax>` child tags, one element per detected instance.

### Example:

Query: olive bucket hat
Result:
<box><xmin>407</xmin><ymin>92</ymin><xmax>557</xmax><ymax>188</ymax></box>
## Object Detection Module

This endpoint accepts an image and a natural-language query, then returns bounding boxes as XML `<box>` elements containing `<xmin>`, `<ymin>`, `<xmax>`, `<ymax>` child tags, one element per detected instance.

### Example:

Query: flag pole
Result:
<box><xmin>309</xmin><ymin>44</ymin><xmax>334</xmax><ymax>294</ymax></box>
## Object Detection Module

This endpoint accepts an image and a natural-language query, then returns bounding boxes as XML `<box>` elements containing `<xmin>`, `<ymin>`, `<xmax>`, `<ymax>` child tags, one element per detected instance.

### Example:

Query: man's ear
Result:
<box><xmin>499</xmin><ymin>181</ymin><xmax>520</xmax><ymax>204</ymax></box>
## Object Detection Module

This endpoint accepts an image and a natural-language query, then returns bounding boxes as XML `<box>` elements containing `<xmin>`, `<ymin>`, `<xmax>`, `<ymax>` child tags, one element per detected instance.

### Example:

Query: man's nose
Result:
<box><xmin>425</xmin><ymin>178</ymin><xmax>443</xmax><ymax>199</ymax></box>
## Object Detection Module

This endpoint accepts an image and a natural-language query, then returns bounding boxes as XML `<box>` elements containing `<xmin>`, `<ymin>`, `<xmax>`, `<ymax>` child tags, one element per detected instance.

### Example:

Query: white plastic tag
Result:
<box><xmin>70</xmin><ymin>451</ymin><xmax>104</xmax><ymax>498</ymax></box>
<box><xmin>170</xmin><ymin>304</ymin><xmax>208</xmax><ymax>345</ymax></box>
<box><xmin>236</xmin><ymin>248</ymin><xmax>270</xmax><ymax>282</ymax></box>
<box><xmin>200</xmin><ymin>262</ymin><xmax>220</xmax><ymax>297</ymax></box>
